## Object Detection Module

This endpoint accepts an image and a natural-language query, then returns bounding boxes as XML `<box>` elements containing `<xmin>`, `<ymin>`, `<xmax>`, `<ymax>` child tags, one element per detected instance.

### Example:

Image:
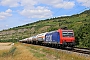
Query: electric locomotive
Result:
<box><xmin>45</xmin><ymin>28</ymin><xmax>75</xmax><ymax>47</ymax></box>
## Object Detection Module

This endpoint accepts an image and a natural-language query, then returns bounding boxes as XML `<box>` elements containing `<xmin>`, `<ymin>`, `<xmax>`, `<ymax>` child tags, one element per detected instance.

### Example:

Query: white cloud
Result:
<box><xmin>20</xmin><ymin>0</ymin><xmax>37</xmax><ymax>9</ymax></box>
<box><xmin>0</xmin><ymin>9</ymin><xmax>12</xmax><ymax>20</ymax></box>
<box><xmin>0</xmin><ymin>0</ymin><xmax>20</xmax><ymax>7</ymax></box>
<box><xmin>0</xmin><ymin>0</ymin><xmax>75</xmax><ymax>9</ymax></box>
<box><xmin>54</xmin><ymin>1</ymin><xmax>75</xmax><ymax>9</ymax></box>
<box><xmin>19</xmin><ymin>0</ymin><xmax>74</xmax><ymax>18</ymax></box>
<box><xmin>20</xmin><ymin>6</ymin><xmax>52</xmax><ymax>19</ymax></box>
<box><xmin>60</xmin><ymin>14</ymin><xmax>71</xmax><ymax>17</ymax></box>
<box><xmin>37</xmin><ymin>0</ymin><xmax>75</xmax><ymax>9</ymax></box>
<box><xmin>6</xmin><ymin>25</ymin><xmax>9</xmax><ymax>27</ymax></box>
<box><xmin>0</xmin><ymin>0</ymin><xmax>37</xmax><ymax>8</ymax></box>
<box><xmin>0</xmin><ymin>24</ymin><xmax>9</xmax><ymax>30</ymax></box>
<box><xmin>0</xmin><ymin>0</ymin><xmax>75</xmax><ymax>19</ymax></box>
<box><xmin>6</xmin><ymin>9</ymin><xmax>12</xmax><ymax>13</ymax></box>
<box><xmin>77</xmin><ymin>0</ymin><xmax>90</xmax><ymax>7</ymax></box>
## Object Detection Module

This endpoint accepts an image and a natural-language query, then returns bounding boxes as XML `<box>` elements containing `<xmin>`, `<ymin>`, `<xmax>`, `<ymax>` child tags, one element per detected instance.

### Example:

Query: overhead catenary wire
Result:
<box><xmin>66</xmin><ymin>0</ymin><xmax>90</xmax><ymax>15</ymax></box>
<box><xmin>53</xmin><ymin>0</ymin><xmax>72</xmax><ymax>16</ymax></box>
<box><xmin>53</xmin><ymin>0</ymin><xmax>90</xmax><ymax>17</ymax></box>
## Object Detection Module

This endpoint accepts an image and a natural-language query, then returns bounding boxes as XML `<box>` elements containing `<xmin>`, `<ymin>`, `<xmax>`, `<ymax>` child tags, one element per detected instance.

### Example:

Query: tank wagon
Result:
<box><xmin>19</xmin><ymin>38</ymin><xmax>29</xmax><ymax>43</ymax></box>
<box><xmin>19</xmin><ymin>28</ymin><xmax>75</xmax><ymax>48</ymax></box>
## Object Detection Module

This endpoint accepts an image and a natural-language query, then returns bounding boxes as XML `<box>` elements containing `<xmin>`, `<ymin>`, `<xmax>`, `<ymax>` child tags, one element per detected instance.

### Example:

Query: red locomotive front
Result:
<box><xmin>58</xmin><ymin>29</ymin><xmax>75</xmax><ymax>47</ymax></box>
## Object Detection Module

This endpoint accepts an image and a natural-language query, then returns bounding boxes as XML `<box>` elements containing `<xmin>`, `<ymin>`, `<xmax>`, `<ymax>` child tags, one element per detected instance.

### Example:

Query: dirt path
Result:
<box><xmin>0</xmin><ymin>43</ymin><xmax>12</xmax><ymax>50</ymax></box>
<box><xmin>0</xmin><ymin>43</ymin><xmax>38</xmax><ymax>60</ymax></box>
<box><xmin>14</xmin><ymin>43</ymin><xmax>38</xmax><ymax>60</ymax></box>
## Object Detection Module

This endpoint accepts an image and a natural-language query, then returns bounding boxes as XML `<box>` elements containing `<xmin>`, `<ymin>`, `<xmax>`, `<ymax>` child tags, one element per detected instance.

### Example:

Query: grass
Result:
<box><xmin>25</xmin><ymin>43</ymin><xmax>47</xmax><ymax>60</ymax></box>
<box><xmin>12</xmin><ymin>43</ymin><xmax>38</xmax><ymax>60</ymax></box>
<box><xmin>0</xmin><ymin>43</ymin><xmax>89</xmax><ymax>60</ymax></box>
<box><xmin>29</xmin><ymin>49</ymin><xmax>47</xmax><ymax>60</ymax></box>
<box><xmin>1</xmin><ymin>46</ymin><xmax>16</xmax><ymax>57</ymax></box>
<box><xmin>0</xmin><ymin>50</ymin><xmax>9</xmax><ymax>56</ymax></box>
<box><xmin>26</xmin><ymin>44</ymin><xmax>90</xmax><ymax>60</ymax></box>
<box><xmin>0</xmin><ymin>43</ymin><xmax>38</xmax><ymax>60</ymax></box>
<box><xmin>30</xmin><ymin>49</ymin><xmax>45</xmax><ymax>58</ymax></box>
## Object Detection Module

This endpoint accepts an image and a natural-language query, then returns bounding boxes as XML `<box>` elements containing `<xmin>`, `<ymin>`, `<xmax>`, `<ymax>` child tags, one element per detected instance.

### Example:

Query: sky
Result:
<box><xmin>0</xmin><ymin>0</ymin><xmax>90</xmax><ymax>30</ymax></box>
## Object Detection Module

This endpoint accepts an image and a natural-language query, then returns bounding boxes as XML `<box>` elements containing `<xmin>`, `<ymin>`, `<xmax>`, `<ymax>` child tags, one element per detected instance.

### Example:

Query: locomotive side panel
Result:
<box><xmin>45</xmin><ymin>31</ymin><xmax>60</xmax><ymax>44</ymax></box>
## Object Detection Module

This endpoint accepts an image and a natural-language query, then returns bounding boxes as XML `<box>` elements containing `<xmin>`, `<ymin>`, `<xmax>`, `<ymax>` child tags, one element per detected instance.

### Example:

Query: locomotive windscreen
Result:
<box><xmin>62</xmin><ymin>31</ymin><xmax>74</xmax><ymax>37</ymax></box>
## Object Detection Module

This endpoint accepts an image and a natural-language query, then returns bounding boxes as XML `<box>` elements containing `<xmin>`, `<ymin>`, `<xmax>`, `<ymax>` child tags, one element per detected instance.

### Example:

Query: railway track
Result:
<box><xmin>63</xmin><ymin>47</ymin><xmax>90</xmax><ymax>56</ymax></box>
<box><xmin>40</xmin><ymin>44</ymin><xmax>90</xmax><ymax>55</ymax></box>
<box><xmin>43</xmin><ymin>46</ymin><xmax>90</xmax><ymax>57</ymax></box>
<box><xmin>39</xmin><ymin>44</ymin><xmax>90</xmax><ymax>57</ymax></box>
<box><xmin>74</xmin><ymin>47</ymin><xmax>90</xmax><ymax>54</ymax></box>
<box><xmin>23</xmin><ymin>43</ymin><xmax>90</xmax><ymax>57</ymax></box>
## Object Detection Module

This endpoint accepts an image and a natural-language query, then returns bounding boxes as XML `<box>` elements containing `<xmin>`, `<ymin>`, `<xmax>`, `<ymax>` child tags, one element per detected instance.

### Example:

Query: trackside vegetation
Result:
<box><xmin>24</xmin><ymin>43</ymin><xmax>90</xmax><ymax>60</ymax></box>
<box><xmin>1</xmin><ymin>46</ymin><xmax>16</xmax><ymax>57</ymax></box>
<box><xmin>0</xmin><ymin>10</ymin><xmax>90</xmax><ymax>48</ymax></box>
<box><xmin>0</xmin><ymin>43</ymin><xmax>89</xmax><ymax>60</ymax></box>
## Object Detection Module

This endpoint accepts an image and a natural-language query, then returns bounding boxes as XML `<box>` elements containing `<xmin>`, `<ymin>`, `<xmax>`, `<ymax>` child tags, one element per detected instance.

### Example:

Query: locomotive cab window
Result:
<box><xmin>62</xmin><ymin>31</ymin><xmax>74</xmax><ymax>37</ymax></box>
